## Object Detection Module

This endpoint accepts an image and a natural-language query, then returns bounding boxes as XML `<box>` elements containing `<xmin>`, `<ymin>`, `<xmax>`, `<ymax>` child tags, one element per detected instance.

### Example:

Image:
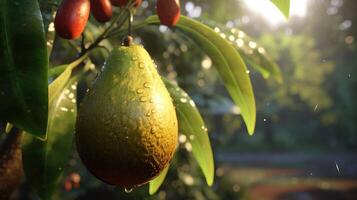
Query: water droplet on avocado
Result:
<box><xmin>151</xmin><ymin>127</ymin><xmax>156</xmax><ymax>134</ymax></box>
<box><xmin>139</xmin><ymin>97</ymin><xmax>147</xmax><ymax>102</ymax></box>
<box><xmin>131</xmin><ymin>56</ymin><xmax>138</xmax><ymax>61</ymax></box>
<box><xmin>136</xmin><ymin>89</ymin><xmax>143</xmax><ymax>94</ymax></box>
<box><xmin>143</xmin><ymin>82</ymin><xmax>151</xmax><ymax>88</ymax></box>
<box><xmin>138</xmin><ymin>62</ymin><xmax>145</xmax><ymax>69</ymax></box>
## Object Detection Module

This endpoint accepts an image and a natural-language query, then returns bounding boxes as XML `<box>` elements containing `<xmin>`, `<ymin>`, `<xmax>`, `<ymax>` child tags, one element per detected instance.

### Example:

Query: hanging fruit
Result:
<box><xmin>91</xmin><ymin>0</ymin><xmax>113</xmax><ymax>23</ymax></box>
<box><xmin>157</xmin><ymin>0</ymin><xmax>181</xmax><ymax>26</ymax></box>
<box><xmin>54</xmin><ymin>0</ymin><xmax>91</xmax><ymax>39</ymax></box>
<box><xmin>75</xmin><ymin>43</ymin><xmax>178</xmax><ymax>189</ymax></box>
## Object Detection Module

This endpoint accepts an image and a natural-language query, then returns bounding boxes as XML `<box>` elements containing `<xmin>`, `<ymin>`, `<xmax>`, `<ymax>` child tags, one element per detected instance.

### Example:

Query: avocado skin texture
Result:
<box><xmin>75</xmin><ymin>45</ymin><xmax>178</xmax><ymax>188</ymax></box>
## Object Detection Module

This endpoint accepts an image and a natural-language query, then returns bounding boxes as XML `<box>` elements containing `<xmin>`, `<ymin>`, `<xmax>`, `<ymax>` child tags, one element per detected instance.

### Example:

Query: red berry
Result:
<box><xmin>157</xmin><ymin>0</ymin><xmax>180</xmax><ymax>26</ymax></box>
<box><xmin>91</xmin><ymin>0</ymin><xmax>113</xmax><ymax>22</ymax></box>
<box><xmin>55</xmin><ymin>0</ymin><xmax>91</xmax><ymax>39</ymax></box>
<box><xmin>111</xmin><ymin>0</ymin><xmax>142</xmax><ymax>8</ymax></box>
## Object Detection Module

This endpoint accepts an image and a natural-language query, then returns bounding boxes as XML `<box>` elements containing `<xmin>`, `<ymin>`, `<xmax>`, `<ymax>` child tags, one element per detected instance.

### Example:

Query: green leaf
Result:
<box><xmin>142</xmin><ymin>15</ymin><xmax>256</xmax><ymax>134</ymax></box>
<box><xmin>149</xmin><ymin>165</ymin><xmax>170</xmax><ymax>195</ymax></box>
<box><xmin>216</xmin><ymin>26</ymin><xmax>282</xmax><ymax>83</ymax></box>
<box><xmin>22</xmin><ymin>76</ymin><xmax>80</xmax><ymax>200</ymax></box>
<box><xmin>48</xmin><ymin>65</ymin><xmax>68</xmax><ymax>78</ymax></box>
<box><xmin>163</xmin><ymin>78</ymin><xmax>214</xmax><ymax>186</ymax></box>
<box><xmin>271</xmin><ymin>0</ymin><xmax>290</xmax><ymax>18</ymax></box>
<box><xmin>48</xmin><ymin>55</ymin><xmax>87</xmax><ymax>105</ymax></box>
<box><xmin>0</xmin><ymin>0</ymin><xmax>48</xmax><ymax>138</ymax></box>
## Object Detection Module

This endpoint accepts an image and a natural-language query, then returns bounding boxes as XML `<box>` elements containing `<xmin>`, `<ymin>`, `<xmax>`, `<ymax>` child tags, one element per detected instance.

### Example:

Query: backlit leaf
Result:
<box><xmin>163</xmin><ymin>78</ymin><xmax>214</xmax><ymax>186</ymax></box>
<box><xmin>271</xmin><ymin>0</ymin><xmax>290</xmax><ymax>18</ymax></box>
<box><xmin>22</xmin><ymin>76</ymin><xmax>80</xmax><ymax>200</ymax></box>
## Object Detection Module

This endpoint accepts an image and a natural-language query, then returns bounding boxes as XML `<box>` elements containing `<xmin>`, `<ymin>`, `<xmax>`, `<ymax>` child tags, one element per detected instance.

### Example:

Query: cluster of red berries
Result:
<box><xmin>55</xmin><ymin>0</ymin><xmax>181</xmax><ymax>40</ymax></box>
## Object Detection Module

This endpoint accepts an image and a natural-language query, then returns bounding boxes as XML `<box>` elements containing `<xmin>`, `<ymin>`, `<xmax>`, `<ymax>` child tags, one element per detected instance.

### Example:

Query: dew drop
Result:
<box><xmin>139</xmin><ymin>97</ymin><xmax>147</xmax><ymax>102</ymax></box>
<box><xmin>60</xmin><ymin>107</ymin><xmax>68</xmax><ymax>112</ymax></box>
<box><xmin>69</xmin><ymin>93</ymin><xmax>75</xmax><ymax>99</ymax></box>
<box><xmin>136</xmin><ymin>88</ymin><xmax>144</xmax><ymax>94</ymax></box>
<box><xmin>151</xmin><ymin>127</ymin><xmax>156</xmax><ymax>134</ymax></box>
<box><xmin>71</xmin><ymin>84</ymin><xmax>77</xmax><ymax>90</ymax></box>
<box><xmin>189</xmin><ymin>100</ymin><xmax>196</xmax><ymax>107</ymax></box>
<box><xmin>246</xmin><ymin>70</ymin><xmax>250</xmax><ymax>74</ymax></box>
<box><xmin>143</xmin><ymin>82</ymin><xmax>151</xmax><ymax>88</ymax></box>
<box><xmin>124</xmin><ymin>187</ymin><xmax>133</xmax><ymax>193</ymax></box>
<box><xmin>180</xmin><ymin>98</ymin><xmax>188</xmax><ymax>103</ymax></box>
<box><xmin>182</xmin><ymin>92</ymin><xmax>188</xmax><ymax>97</ymax></box>
<box><xmin>138</xmin><ymin>62</ymin><xmax>145</xmax><ymax>69</ymax></box>
<box><xmin>131</xmin><ymin>56</ymin><xmax>138</xmax><ymax>61</ymax></box>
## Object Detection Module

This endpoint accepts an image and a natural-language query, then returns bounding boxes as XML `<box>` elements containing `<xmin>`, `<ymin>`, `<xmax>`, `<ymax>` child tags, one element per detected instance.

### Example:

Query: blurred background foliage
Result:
<box><xmin>4</xmin><ymin>0</ymin><xmax>357</xmax><ymax>199</ymax></box>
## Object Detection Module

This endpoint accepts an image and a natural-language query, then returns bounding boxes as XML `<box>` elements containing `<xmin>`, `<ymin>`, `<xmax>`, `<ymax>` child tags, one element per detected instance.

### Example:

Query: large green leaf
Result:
<box><xmin>211</xmin><ymin>25</ymin><xmax>282</xmax><ymax>83</ymax></box>
<box><xmin>0</xmin><ymin>0</ymin><xmax>48</xmax><ymax>138</ymax></box>
<box><xmin>140</xmin><ymin>15</ymin><xmax>256</xmax><ymax>134</ymax></box>
<box><xmin>22</xmin><ymin>76</ymin><xmax>80</xmax><ymax>200</ymax></box>
<box><xmin>149</xmin><ymin>165</ymin><xmax>170</xmax><ymax>195</ymax></box>
<box><xmin>271</xmin><ymin>0</ymin><xmax>290</xmax><ymax>18</ymax></box>
<box><xmin>163</xmin><ymin>78</ymin><xmax>214</xmax><ymax>186</ymax></box>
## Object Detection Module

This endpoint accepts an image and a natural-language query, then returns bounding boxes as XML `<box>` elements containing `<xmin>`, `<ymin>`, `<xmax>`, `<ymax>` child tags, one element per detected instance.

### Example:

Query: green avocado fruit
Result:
<box><xmin>75</xmin><ymin>44</ymin><xmax>178</xmax><ymax>188</ymax></box>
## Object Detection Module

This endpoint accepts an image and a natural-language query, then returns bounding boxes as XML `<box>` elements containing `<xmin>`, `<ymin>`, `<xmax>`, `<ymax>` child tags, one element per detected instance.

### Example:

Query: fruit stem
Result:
<box><xmin>79</xmin><ymin>1</ymin><xmax>137</xmax><ymax>56</ymax></box>
<box><xmin>128</xmin><ymin>9</ymin><xmax>133</xmax><ymax>36</ymax></box>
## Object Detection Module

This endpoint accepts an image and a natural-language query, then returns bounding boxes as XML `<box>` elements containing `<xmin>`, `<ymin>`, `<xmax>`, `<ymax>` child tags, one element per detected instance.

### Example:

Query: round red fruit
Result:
<box><xmin>111</xmin><ymin>0</ymin><xmax>142</xmax><ymax>8</ymax></box>
<box><xmin>55</xmin><ymin>0</ymin><xmax>91</xmax><ymax>39</ymax></box>
<box><xmin>91</xmin><ymin>0</ymin><xmax>113</xmax><ymax>22</ymax></box>
<box><xmin>157</xmin><ymin>0</ymin><xmax>181</xmax><ymax>26</ymax></box>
